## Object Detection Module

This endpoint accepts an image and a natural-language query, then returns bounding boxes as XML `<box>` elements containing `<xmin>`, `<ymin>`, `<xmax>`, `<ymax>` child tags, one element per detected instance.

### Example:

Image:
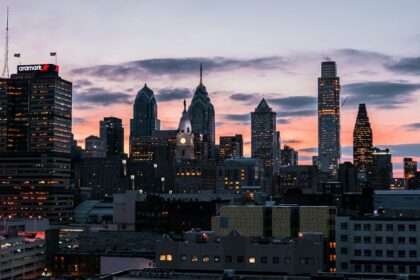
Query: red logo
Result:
<box><xmin>41</xmin><ymin>64</ymin><xmax>49</xmax><ymax>72</ymax></box>
<box><xmin>55</xmin><ymin>65</ymin><xmax>59</xmax><ymax>73</ymax></box>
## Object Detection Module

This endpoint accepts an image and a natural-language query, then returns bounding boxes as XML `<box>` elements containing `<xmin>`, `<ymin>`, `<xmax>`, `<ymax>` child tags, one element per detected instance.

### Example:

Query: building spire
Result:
<box><xmin>183</xmin><ymin>99</ymin><xmax>186</xmax><ymax>112</ymax></box>
<box><xmin>200</xmin><ymin>63</ymin><xmax>203</xmax><ymax>85</ymax></box>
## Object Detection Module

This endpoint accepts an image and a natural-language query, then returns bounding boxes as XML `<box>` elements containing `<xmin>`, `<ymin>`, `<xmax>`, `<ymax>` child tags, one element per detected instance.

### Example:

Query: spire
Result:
<box><xmin>183</xmin><ymin>99</ymin><xmax>186</xmax><ymax>112</ymax></box>
<box><xmin>200</xmin><ymin>63</ymin><xmax>203</xmax><ymax>85</ymax></box>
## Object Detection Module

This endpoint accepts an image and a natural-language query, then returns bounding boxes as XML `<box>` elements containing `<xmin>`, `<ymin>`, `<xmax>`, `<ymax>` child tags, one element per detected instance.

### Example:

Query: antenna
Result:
<box><xmin>199</xmin><ymin>63</ymin><xmax>202</xmax><ymax>84</ymax></box>
<box><xmin>2</xmin><ymin>7</ymin><xmax>9</xmax><ymax>78</ymax></box>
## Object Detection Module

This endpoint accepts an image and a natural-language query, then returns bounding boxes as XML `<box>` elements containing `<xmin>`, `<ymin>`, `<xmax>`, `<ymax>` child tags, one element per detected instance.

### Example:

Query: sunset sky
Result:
<box><xmin>2</xmin><ymin>0</ymin><xmax>420</xmax><ymax>176</ymax></box>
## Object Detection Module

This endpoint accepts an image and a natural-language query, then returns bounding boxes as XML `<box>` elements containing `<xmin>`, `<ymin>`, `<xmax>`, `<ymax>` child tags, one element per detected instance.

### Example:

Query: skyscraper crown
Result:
<box><xmin>321</xmin><ymin>61</ymin><xmax>337</xmax><ymax>78</ymax></box>
<box><xmin>255</xmin><ymin>98</ymin><xmax>272</xmax><ymax>112</ymax></box>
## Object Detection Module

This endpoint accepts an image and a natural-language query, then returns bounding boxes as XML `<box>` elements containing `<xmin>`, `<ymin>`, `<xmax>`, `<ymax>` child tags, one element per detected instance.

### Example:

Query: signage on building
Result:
<box><xmin>17</xmin><ymin>64</ymin><xmax>59</xmax><ymax>74</ymax></box>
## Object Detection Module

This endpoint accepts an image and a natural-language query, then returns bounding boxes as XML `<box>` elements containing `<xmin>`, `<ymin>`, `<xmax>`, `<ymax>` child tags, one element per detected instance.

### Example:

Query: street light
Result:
<box><xmin>130</xmin><ymin>175</ymin><xmax>135</xmax><ymax>190</ymax></box>
<box><xmin>161</xmin><ymin>177</ymin><xmax>165</xmax><ymax>193</ymax></box>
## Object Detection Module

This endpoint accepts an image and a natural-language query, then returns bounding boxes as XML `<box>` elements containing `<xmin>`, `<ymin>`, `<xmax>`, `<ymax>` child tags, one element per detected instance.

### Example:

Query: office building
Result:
<box><xmin>404</xmin><ymin>157</ymin><xmax>418</xmax><ymax>188</ymax></box>
<box><xmin>251</xmin><ymin>99</ymin><xmax>277</xmax><ymax>173</ymax></box>
<box><xmin>130</xmin><ymin>84</ymin><xmax>160</xmax><ymax>147</ymax></box>
<box><xmin>0</xmin><ymin>64</ymin><xmax>73</xmax><ymax>224</ymax></box>
<box><xmin>156</xmin><ymin>229</ymin><xmax>324</xmax><ymax>274</ymax></box>
<box><xmin>188</xmin><ymin>64</ymin><xmax>215</xmax><ymax>161</ymax></box>
<box><xmin>281</xmin><ymin>144</ymin><xmax>298</xmax><ymax>166</ymax></box>
<box><xmin>336</xmin><ymin>215</ymin><xmax>420</xmax><ymax>275</ymax></box>
<box><xmin>84</xmin><ymin>135</ymin><xmax>106</xmax><ymax>158</ymax></box>
<box><xmin>277</xmin><ymin>165</ymin><xmax>318</xmax><ymax>194</ymax></box>
<box><xmin>369</xmin><ymin>147</ymin><xmax>393</xmax><ymax>190</ymax></box>
<box><xmin>100</xmin><ymin>117</ymin><xmax>124</xmax><ymax>157</ymax></box>
<box><xmin>353</xmin><ymin>104</ymin><xmax>373</xmax><ymax>178</ymax></box>
<box><xmin>318</xmin><ymin>61</ymin><xmax>340</xmax><ymax>178</ymax></box>
<box><xmin>219</xmin><ymin>134</ymin><xmax>243</xmax><ymax>161</ymax></box>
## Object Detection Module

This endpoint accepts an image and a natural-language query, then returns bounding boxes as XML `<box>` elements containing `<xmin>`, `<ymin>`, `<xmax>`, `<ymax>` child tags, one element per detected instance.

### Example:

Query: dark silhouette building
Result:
<box><xmin>353</xmin><ymin>104</ymin><xmax>373</xmax><ymax>178</ymax></box>
<box><xmin>251</xmin><ymin>99</ymin><xmax>278</xmax><ymax>173</ymax></box>
<box><xmin>281</xmin><ymin>144</ymin><xmax>298</xmax><ymax>166</ymax></box>
<box><xmin>0</xmin><ymin>64</ymin><xmax>73</xmax><ymax>224</ymax></box>
<box><xmin>404</xmin><ymin>157</ymin><xmax>417</xmax><ymax>188</ymax></box>
<box><xmin>369</xmin><ymin>147</ymin><xmax>393</xmax><ymax>189</ymax></box>
<box><xmin>100</xmin><ymin>117</ymin><xmax>124</xmax><ymax>157</ymax></box>
<box><xmin>188</xmin><ymin>64</ymin><xmax>215</xmax><ymax>161</ymax></box>
<box><xmin>219</xmin><ymin>134</ymin><xmax>243</xmax><ymax>162</ymax></box>
<box><xmin>130</xmin><ymin>84</ymin><xmax>160</xmax><ymax>151</ymax></box>
<box><xmin>318</xmin><ymin>61</ymin><xmax>340</xmax><ymax>178</ymax></box>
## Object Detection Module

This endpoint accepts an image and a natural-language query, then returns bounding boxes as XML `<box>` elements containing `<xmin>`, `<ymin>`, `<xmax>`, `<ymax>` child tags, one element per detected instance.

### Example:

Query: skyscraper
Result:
<box><xmin>0</xmin><ymin>64</ymin><xmax>73</xmax><ymax>224</ymax></box>
<box><xmin>281</xmin><ymin>144</ymin><xmax>298</xmax><ymax>166</ymax></box>
<box><xmin>404</xmin><ymin>158</ymin><xmax>417</xmax><ymax>187</ymax></box>
<box><xmin>251</xmin><ymin>99</ymin><xmax>277</xmax><ymax>173</ymax></box>
<box><xmin>188</xmin><ymin>64</ymin><xmax>215</xmax><ymax>161</ymax></box>
<box><xmin>318</xmin><ymin>61</ymin><xmax>340</xmax><ymax>177</ymax></box>
<box><xmin>130</xmin><ymin>84</ymin><xmax>160</xmax><ymax>144</ymax></box>
<box><xmin>84</xmin><ymin>135</ymin><xmax>106</xmax><ymax>158</ymax></box>
<box><xmin>100</xmin><ymin>117</ymin><xmax>124</xmax><ymax>157</ymax></box>
<box><xmin>370</xmin><ymin>147</ymin><xmax>393</xmax><ymax>190</ymax></box>
<box><xmin>219</xmin><ymin>134</ymin><xmax>243</xmax><ymax>161</ymax></box>
<box><xmin>353</xmin><ymin>104</ymin><xmax>373</xmax><ymax>176</ymax></box>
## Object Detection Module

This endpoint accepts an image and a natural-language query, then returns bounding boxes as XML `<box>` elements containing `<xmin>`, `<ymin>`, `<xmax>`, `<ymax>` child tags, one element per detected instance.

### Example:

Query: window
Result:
<box><xmin>398</xmin><ymin>237</ymin><xmax>405</xmax><ymax>244</ymax></box>
<box><xmin>410</xmin><ymin>250</ymin><xmax>417</xmax><ymax>258</ymax></box>
<box><xmin>398</xmin><ymin>250</ymin><xmax>405</xmax><ymax>258</ymax></box>
<box><xmin>354</xmin><ymin>224</ymin><xmax>361</xmax><ymax>231</ymax></box>
<box><xmin>214</xmin><ymin>256</ymin><xmax>221</xmax><ymax>263</ymax></box>
<box><xmin>225</xmin><ymin>256</ymin><xmax>232</xmax><ymax>263</ymax></box>
<box><xmin>237</xmin><ymin>256</ymin><xmax>244</xmax><ymax>263</ymax></box>
<box><xmin>284</xmin><ymin>257</ymin><xmax>291</xmax><ymax>264</ymax></box>
<box><xmin>261</xmin><ymin>256</ymin><xmax>267</xmax><ymax>264</ymax></box>
<box><xmin>375</xmin><ymin>224</ymin><xmax>382</xmax><ymax>231</ymax></box>
<box><xmin>387</xmin><ymin>265</ymin><xmax>394</xmax><ymax>273</ymax></box>
<box><xmin>159</xmin><ymin>254</ymin><xmax>173</xmax><ymax>262</ymax></box>
<box><xmin>191</xmin><ymin>255</ymin><xmax>198</xmax><ymax>262</ymax></box>
<box><xmin>386</xmin><ymin>250</ymin><xmax>394</xmax><ymax>257</ymax></box>
<box><xmin>364</xmin><ymin>264</ymin><xmax>371</xmax><ymax>272</ymax></box>
<box><xmin>363</xmin><ymin>224</ymin><xmax>371</xmax><ymax>231</ymax></box>
<box><xmin>386</xmin><ymin>237</ymin><xmax>393</xmax><ymax>244</ymax></box>
<box><xmin>386</xmin><ymin>224</ymin><xmax>393</xmax><ymax>231</ymax></box>
<box><xmin>375</xmin><ymin>250</ymin><xmax>383</xmax><ymax>257</ymax></box>
<box><xmin>375</xmin><ymin>236</ymin><xmax>382</xmax><ymax>244</ymax></box>
<box><xmin>409</xmin><ymin>224</ymin><xmax>416</xmax><ymax>231</ymax></box>
<box><xmin>398</xmin><ymin>224</ymin><xmax>405</xmax><ymax>231</ymax></box>
<box><xmin>202</xmin><ymin>256</ymin><xmax>210</xmax><ymax>263</ymax></box>
<box><xmin>341</xmin><ymin>248</ymin><xmax>348</xmax><ymax>255</ymax></box>
<box><xmin>409</xmin><ymin>237</ymin><xmax>416</xmax><ymax>244</ymax></box>
<box><xmin>376</xmin><ymin>265</ymin><xmax>383</xmax><ymax>273</ymax></box>
<box><xmin>354</xmin><ymin>236</ymin><xmax>361</xmax><ymax>243</ymax></box>
<box><xmin>341</xmin><ymin>235</ymin><xmax>348</xmax><ymax>242</ymax></box>
<box><xmin>354</xmin><ymin>249</ymin><xmax>361</xmax><ymax>257</ymax></box>
<box><xmin>363</xmin><ymin>236</ymin><xmax>371</xmax><ymax>244</ymax></box>
<box><xmin>273</xmin><ymin>257</ymin><xmax>279</xmax><ymax>264</ymax></box>
<box><xmin>300</xmin><ymin>258</ymin><xmax>314</xmax><ymax>264</ymax></box>
<box><xmin>355</xmin><ymin>264</ymin><xmax>361</xmax><ymax>272</ymax></box>
<box><xmin>180</xmin><ymin>255</ymin><xmax>187</xmax><ymax>262</ymax></box>
<box><xmin>341</xmin><ymin>223</ymin><xmax>348</xmax><ymax>230</ymax></box>
<box><xmin>410</xmin><ymin>265</ymin><xmax>417</xmax><ymax>274</ymax></box>
<box><xmin>398</xmin><ymin>265</ymin><xmax>406</xmax><ymax>273</ymax></box>
<box><xmin>220</xmin><ymin>217</ymin><xmax>229</xmax><ymax>228</ymax></box>
<box><xmin>248</xmin><ymin>257</ymin><xmax>256</xmax><ymax>264</ymax></box>
<box><xmin>364</xmin><ymin>250</ymin><xmax>371</xmax><ymax>257</ymax></box>
<box><xmin>341</xmin><ymin>262</ymin><xmax>348</xmax><ymax>270</ymax></box>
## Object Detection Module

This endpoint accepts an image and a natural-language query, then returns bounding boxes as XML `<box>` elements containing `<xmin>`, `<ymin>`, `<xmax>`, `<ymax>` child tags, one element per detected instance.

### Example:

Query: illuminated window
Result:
<box><xmin>191</xmin><ymin>255</ymin><xmax>198</xmax><ymax>262</ymax></box>
<box><xmin>248</xmin><ymin>257</ymin><xmax>256</xmax><ymax>264</ymax></box>
<box><xmin>202</xmin><ymin>256</ymin><xmax>210</xmax><ymax>262</ymax></box>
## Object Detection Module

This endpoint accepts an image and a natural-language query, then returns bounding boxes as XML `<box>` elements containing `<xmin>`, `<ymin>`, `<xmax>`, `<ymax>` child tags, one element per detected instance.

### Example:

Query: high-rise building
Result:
<box><xmin>404</xmin><ymin>158</ymin><xmax>417</xmax><ymax>186</ymax></box>
<box><xmin>129</xmin><ymin>84</ymin><xmax>160</xmax><ymax>146</ymax></box>
<box><xmin>219</xmin><ymin>134</ymin><xmax>243</xmax><ymax>161</ymax></box>
<box><xmin>188</xmin><ymin>64</ymin><xmax>215</xmax><ymax>161</ymax></box>
<box><xmin>281</xmin><ymin>144</ymin><xmax>298</xmax><ymax>166</ymax></box>
<box><xmin>0</xmin><ymin>64</ymin><xmax>73</xmax><ymax>224</ymax></box>
<box><xmin>369</xmin><ymin>147</ymin><xmax>393</xmax><ymax>190</ymax></box>
<box><xmin>251</xmin><ymin>99</ymin><xmax>277</xmax><ymax>173</ymax></box>
<box><xmin>100</xmin><ymin>117</ymin><xmax>124</xmax><ymax>157</ymax></box>
<box><xmin>318</xmin><ymin>61</ymin><xmax>340</xmax><ymax>178</ymax></box>
<box><xmin>84</xmin><ymin>135</ymin><xmax>106</xmax><ymax>158</ymax></box>
<box><xmin>353</xmin><ymin>104</ymin><xmax>373</xmax><ymax>177</ymax></box>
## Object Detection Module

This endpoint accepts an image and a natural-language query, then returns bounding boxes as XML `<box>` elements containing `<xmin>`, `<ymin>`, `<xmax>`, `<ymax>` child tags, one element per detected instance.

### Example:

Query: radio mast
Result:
<box><xmin>2</xmin><ymin>7</ymin><xmax>9</xmax><ymax>78</ymax></box>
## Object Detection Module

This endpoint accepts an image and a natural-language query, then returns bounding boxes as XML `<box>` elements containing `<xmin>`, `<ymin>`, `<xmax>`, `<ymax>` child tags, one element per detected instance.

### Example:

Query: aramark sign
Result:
<box><xmin>17</xmin><ymin>64</ymin><xmax>59</xmax><ymax>74</ymax></box>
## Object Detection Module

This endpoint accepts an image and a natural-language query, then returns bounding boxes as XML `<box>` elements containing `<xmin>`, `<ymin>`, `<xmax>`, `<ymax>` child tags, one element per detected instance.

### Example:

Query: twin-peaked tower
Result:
<box><xmin>318</xmin><ymin>61</ymin><xmax>341</xmax><ymax>178</ymax></box>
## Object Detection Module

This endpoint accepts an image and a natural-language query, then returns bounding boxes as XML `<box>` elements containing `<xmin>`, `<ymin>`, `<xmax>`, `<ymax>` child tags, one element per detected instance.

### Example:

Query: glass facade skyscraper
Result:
<box><xmin>318</xmin><ymin>61</ymin><xmax>340</xmax><ymax>178</ymax></box>
<box><xmin>100</xmin><ymin>116</ymin><xmax>124</xmax><ymax>157</ymax></box>
<box><xmin>353</xmin><ymin>103</ymin><xmax>373</xmax><ymax>175</ymax></box>
<box><xmin>0</xmin><ymin>64</ymin><xmax>73</xmax><ymax>224</ymax></box>
<box><xmin>251</xmin><ymin>99</ymin><xmax>278</xmax><ymax>173</ymax></box>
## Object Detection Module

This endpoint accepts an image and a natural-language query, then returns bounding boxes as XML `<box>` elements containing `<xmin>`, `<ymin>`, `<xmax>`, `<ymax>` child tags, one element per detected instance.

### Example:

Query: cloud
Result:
<box><xmin>156</xmin><ymin>87</ymin><xmax>191</xmax><ymax>102</ymax></box>
<box><xmin>333</xmin><ymin>49</ymin><xmax>391</xmax><ymax>63</ymax></box>
<box><xmin>74</xmin><ymin>87</ymin><xmax>132</xmax><ymax>106</ymax></box>
<box><xmin>299</xmin><ymin>147</ymin><xmax>317</xmax><ymax>153</ymax></box>
<box><xmin>376</xmin><ymin>144</ymin><xmax>420</xmax><ymax>157</ymax></box>
<box><xmin>403</xmin><ymin>123</ymin><xmax>420</xmax><ymax>130</ymax></box>
<box><xmin>277</xmin><ymin>119</ymin><xmax>290</xmax><ymax>124</ymax></box>
<box><xmin>72</xmin><ymin>117</ymin><xmax>87</xmax><ymax>125</ymax></box>
<box><xmin>269</xmin><ymin>96</ymin><xmax>316</xmax><ymax>109</ymax></box>
<box><xmin>277</xmin><ymin>109</ymin><xmax>316</xmax><ymax>117</ymax></box>
<box><xmin>342</xmin><ymin>81</ymin><xmax>420</xmax><ymax>108</ymax></box>
<box><xmin>71</xmin><ymin>56</ymin><xmax>287</xmax><ymax>81</ymax></box>
<box><xmin>386</xmin><ymin>57</ymin><xmax>420</xmax><ymax>75</ymax></box>
<box><xmin>221</xmin><ymin>114</ymin><xmax>250</xmax><ymax>122</ymax></box>
<box><xmin>229</xmin><ymin>93</ymin><xmax>260</xmax><ymax>103</ymax></box>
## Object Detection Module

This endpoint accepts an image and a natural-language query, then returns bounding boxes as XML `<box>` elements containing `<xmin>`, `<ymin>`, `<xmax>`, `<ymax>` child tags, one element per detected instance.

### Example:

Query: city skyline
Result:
<box><xmin>1</xmin><ymin>1</ymin><xmax>420</xmax><ymax>176</ymax></box>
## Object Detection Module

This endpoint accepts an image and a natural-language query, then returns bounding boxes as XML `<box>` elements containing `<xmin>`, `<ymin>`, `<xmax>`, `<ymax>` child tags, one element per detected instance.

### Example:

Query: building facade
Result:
<box><xmin>100</xmin><ymin>117</ymin><xmax>124</xmax><ymax>157</ymax></box>
<box><xmin>219</xmin><ymin>134</ymin><xmax>243</xmax><ymax>162</ymax></box>
<box><xmin>369</xmin><ymin>147</ymin><xmax>393</xmax><ymax>190</ymax></box>
<box><xmin>318</xmin><ymin>61</ymin><xmax>340</xmax><ymax>178</ymax></box>
<box><xmin>353</xmin><ymin>104</ymin><xmax>373</xmax><ymax>178</ymax></box>
<box><xmin>251</xmin><ymin>99</ymin><xmax>277</xmax><ymax>174</ymax></box>
<box><xmin>84</xmin><ymin>135</ymin><xmax>106</xmax><ymax>158</ymax></box>
<box><xmin>281</xmin><ymin>144</ymin><xmax>298</xmax><ymax>166</ymax></box>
